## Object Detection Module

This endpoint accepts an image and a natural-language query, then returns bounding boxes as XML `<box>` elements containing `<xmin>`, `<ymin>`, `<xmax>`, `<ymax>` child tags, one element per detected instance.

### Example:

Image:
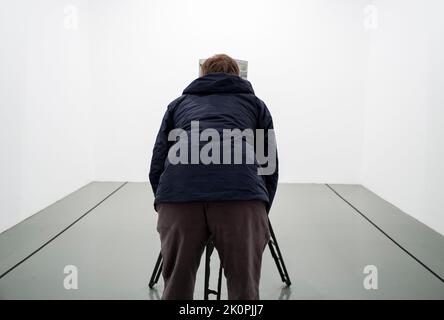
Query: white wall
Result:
<box><xmin>88</xmin><ymin>0</ymin><xmax>368</xmax><ymax>183</ymax></box>
<box><xmin>2</xmin><ymin>0</ymin><xmax>442</xmax><ymax>236</ymax></box>
<box><xmin>0</xmin><ymin>0</ymin><xmax>93</xmax><ymax>233</ymax></box>
<box><xmin>362</xmin><ymin>0</ymin><xmax>444</xmax><ymax>234</ymax></box>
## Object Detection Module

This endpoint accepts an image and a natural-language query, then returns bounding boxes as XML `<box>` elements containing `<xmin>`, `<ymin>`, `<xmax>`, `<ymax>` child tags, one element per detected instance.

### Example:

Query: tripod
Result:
<box><xmin>148</xmin><ymin>218</ymin><xmax>291</xmax><ymax>300</ymax></box>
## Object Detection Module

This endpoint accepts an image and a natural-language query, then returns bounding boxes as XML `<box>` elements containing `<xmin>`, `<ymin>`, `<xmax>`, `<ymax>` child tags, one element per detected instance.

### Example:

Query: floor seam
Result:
<box><xmin>325</xmin><ymin>183</ymin><xmax>444</xmax><ymax>284</ymax></box>
<box><xmin>0</xmin><ymin>181</ymin><xmax>129</xmax><ymax>280</ymax></box>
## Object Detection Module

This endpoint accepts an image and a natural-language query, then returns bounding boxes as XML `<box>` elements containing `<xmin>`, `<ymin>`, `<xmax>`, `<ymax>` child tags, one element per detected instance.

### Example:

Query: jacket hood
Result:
<box><xmin>183</xmin><ymin>72</ymin><xmax>254</xmax><ymax>95</ymax></box>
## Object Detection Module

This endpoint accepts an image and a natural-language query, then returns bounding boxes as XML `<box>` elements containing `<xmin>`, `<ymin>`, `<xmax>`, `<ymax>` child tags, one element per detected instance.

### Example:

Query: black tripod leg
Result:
<box><xmin>149</xmin><ymin>252</ymin><xmax>163</xmax><ymax>288</ymax></box>
<box><xmin>154</xmin><ymin>261</ymin><xmax>163</xmax><ymax>284</ymax></box>
<box><xmin>268</xmin><ymin>220</ymin><xmax>292</xmax><ymax>286</ymax></box>
<box><xmin>216</xmin><ymin>263</ymin><xmax>223</xmax><ymax>300</ymax></box>
<box><xmin>268</xmin><ymin>240</ymin><xmax>286</xmax><ymax>283</ymax></box>
<box><xmin>204</xmin><ymin>241</ymin><xmax>214</xmax><ymax>300</ymax></box>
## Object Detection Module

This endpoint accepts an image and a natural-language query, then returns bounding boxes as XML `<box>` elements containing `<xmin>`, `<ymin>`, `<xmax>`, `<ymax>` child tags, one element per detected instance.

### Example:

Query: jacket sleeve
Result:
<box><xmin>257</xmin><ymin>99</ymin><xmax>279</xmax><ymax>213</ymax></box>
<box><xmin>149</xmin><ymin>105</ymin><xmax>174</xmax><ymax>196</ymax></box>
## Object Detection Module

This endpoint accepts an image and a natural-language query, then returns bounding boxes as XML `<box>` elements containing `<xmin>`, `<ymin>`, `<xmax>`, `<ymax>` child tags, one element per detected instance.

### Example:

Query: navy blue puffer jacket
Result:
<box><xmin>149</xmin><ymin>72</ymin><xmax>278</xmax><ymax>212</ymax></box>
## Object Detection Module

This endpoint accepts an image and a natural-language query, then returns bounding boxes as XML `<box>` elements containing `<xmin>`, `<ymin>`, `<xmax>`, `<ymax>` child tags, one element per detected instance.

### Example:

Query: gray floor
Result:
<box><xmin>0</xmin><ymin>182</ymin><xmax>443</xmax><ymax>299</ymax></box>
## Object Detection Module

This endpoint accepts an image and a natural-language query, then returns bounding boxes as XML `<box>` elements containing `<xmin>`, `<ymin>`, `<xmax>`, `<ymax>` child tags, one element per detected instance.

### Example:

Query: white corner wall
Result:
<box><xmin>1</xmin><ymin>0</ymin><xmax>442</xmax><ymax>236</ymax></box>
<box><xmin>0</xmin><ymin>0</ymin><xmax>94</xmax><ymax>233</ymax></box>
<box><xmin>362</xmin><ymin>0</ymin><xmax>444</xmax><ymax>235</ymax></box>
<box><xmin>88</xmin><ymin>0</ymin><xmax>368</xmax><ymax>184</ymax></box>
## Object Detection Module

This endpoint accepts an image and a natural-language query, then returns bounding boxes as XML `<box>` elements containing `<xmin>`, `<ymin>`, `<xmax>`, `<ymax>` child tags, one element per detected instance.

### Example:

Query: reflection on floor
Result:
<box><xmin>0</xmin><ymin>182</ymin><xmax>443</xmax><ymax>299</ymax></box>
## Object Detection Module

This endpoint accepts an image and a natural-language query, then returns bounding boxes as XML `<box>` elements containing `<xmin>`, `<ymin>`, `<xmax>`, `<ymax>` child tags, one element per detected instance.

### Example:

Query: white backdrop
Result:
<box><xmin>362</xmin><ymin>0</ymin><xmax>444</xmax><ymax>236</ymax></box>
<box><xmin>88</xmin><ymin>0</ymin><xmax>368</xmax><ymax>184</ymax></box>
<box><xmin>1</xmin><ymin>0</ymin><xmax>443</xmax><ymax>235</ymax></box>
<box><xmin>0</xmin><ymin>0</ymin><xmax>93</xmax><ymax>233</ymax></box>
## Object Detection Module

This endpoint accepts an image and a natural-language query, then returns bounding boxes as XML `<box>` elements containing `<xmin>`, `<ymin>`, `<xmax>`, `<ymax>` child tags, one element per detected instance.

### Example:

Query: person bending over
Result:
<box><xmin>149</xmin><ymin>54</ymin><xmax>278</xmax><ymax>300</ymax></box>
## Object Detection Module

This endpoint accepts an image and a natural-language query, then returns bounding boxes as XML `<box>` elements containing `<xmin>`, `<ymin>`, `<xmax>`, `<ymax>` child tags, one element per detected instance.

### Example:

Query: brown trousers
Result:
<box><xmin>156</xmin><ymin>200</ymin><xmax>270</xmax><ymax>300</ymax></box>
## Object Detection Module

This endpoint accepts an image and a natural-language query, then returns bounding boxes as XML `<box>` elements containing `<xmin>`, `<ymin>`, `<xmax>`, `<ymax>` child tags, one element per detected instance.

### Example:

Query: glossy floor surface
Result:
<box><xmin>0</xmin><ymin>182</ymin><xmax>443</xmax><ymax>299</ymax></box>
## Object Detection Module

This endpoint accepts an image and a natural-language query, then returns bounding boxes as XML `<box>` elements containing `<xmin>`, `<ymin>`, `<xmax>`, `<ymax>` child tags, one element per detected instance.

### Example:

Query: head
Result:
<box><xmin>201</xmin><ymin>54</ymin><xmax>240</xmax><ymax>77</ymax></box>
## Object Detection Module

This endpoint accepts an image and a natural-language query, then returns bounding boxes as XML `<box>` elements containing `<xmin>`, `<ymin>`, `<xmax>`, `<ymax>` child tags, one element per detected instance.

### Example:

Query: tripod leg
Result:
<box><xmin>204</xmin><ymin>241</ymin><xmax>214</xmax><ymax>300</ymax></box>
<box><xmin>216</xmin><ymin>262</ymin><xmax>223</xmax><ymax>300</ymax></box>
<box><xmin>149</xmin><ymin>252</ymin><xmax>163</xmax><ymax>288</ymax></box>
<box><xmin>154</xmin><ymin>261</ymin><xmax>163</xmax><ymax>284</ymax></box>
<box><xmin>268</xmin><ymin>240</ymin><xmax>286</xmax><ymax>283</ymax></box>
<box><xmin>268</xmin><ymin>219</ymin><xmax>292</xmax><ymax>286</ymax></box>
